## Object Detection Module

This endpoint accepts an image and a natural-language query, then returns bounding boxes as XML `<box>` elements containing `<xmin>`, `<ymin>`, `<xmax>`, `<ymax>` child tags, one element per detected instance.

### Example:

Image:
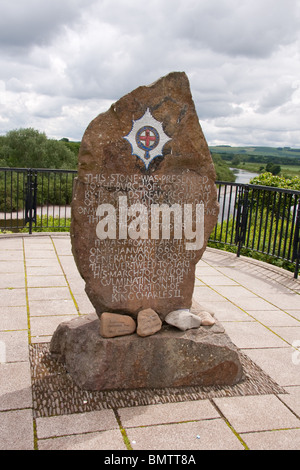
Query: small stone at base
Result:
<box><xmin>137</xmin><ymin>308</ymin><xmax>162</xmax><ymax>337</ymax></box>
<box><xmin>164</xmin><ymin>309</ymin><xmax>202</xmax><ymax>331</ymax></box>
<box><xmin>198</xmin><ymin>311</ymin><xmax>216</xmax><ymax>326</ymax></box>
<box><xmin>100</xmin><ymin>312</ymin><xmax>136</xmax><ymax>338</ymax></box>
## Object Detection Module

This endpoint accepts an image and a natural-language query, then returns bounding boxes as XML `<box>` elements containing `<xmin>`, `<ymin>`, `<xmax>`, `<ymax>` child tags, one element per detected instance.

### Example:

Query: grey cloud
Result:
<box><xmin>172</xmin><ymin>0</ymin><xmax>300</xmax><ymax>58</ymax></box>
<box><xmin>0</xmin><ymin>0</ymin><xmax>94</xmax><ymax>50</ymax></box>
<box><xmin>258</xmin><ymin>83</ymin><xmax>296</xmax><ymax>113</ymax></box>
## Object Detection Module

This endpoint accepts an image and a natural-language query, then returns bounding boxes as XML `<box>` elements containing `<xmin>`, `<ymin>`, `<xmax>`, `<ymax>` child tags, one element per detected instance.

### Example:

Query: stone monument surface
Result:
<box><xmin>70</xmin><ymin>71</ymin><xmax>219</xmax><ymax>319</ymax></box>
<box><xmin>50</xmin><ymin>72</ymin><xmax>244</xmax><ymax>390</ymax></box>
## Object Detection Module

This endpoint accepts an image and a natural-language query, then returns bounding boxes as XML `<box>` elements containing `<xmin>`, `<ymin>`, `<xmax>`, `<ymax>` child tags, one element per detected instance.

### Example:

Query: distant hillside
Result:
<box><xmin>209</xmin><ymin>145</ymin><xmax>300</xmax><ymax>159</ymax></box>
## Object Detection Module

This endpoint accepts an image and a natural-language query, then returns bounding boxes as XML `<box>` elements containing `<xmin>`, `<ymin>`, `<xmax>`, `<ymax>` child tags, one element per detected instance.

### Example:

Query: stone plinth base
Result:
<box><xmin>50</xmin><ymin>313</ymin><xmax>244</xmax><ymax>391</ymax></box>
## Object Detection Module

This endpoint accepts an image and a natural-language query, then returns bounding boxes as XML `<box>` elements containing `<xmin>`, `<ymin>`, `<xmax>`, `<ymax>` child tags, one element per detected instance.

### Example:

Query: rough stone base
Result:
<box><xmin>50</xmin><ymin>313</ymin><xmax>244</xmax><ymax>391</ymax></box>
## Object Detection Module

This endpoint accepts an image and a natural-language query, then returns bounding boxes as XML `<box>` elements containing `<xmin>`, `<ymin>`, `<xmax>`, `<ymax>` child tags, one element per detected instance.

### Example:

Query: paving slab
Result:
<box><xmin>245</xmin><ymin>348</ymin><xmax>300</xmax><ymax>386</ymax></box>
<box><xmin>0</xmin><ymin>409</ymin><xmax>34</xmax><ymax>450</ymax></box>
<box><xmin>29</xmin><ymin>299</ymin><xmax>78</xmax><ymax>316</ymax></box>
<box><xmin>0</xmin><ymin>288</ymin><xmax>26</xmax><ymax>307</ymax></box>
<box><xmin>118</xmin><ymin>401</ymin><xmax>219</xmax><ymax>428</ymax></box>
<box><xmin>213</xmin><ymin>395</ymin><xmax>300</xmax><ymax>433</ymax></box>
<box><xmin>249</xmin><ymin>310</ymin><xmax>300</xmax><ymax>327</ymax></box>
<box><xmin>30</xmin><ymin>314</ymin><xmax>78</xmax><ymax>338</ymax></box>
<box><xmin>0</xmin><ymin>362</ymin><xmax>32</xmax><ymax>410</ymax></box>
<box><xmin>223</xmin><ymin>322</ymin><xmax>288</xmax><ymax>349</ymax></box>
<box><xmin>38</xmin><ymin>429</ymin><xmax>127</xmax><ymax>451</ymax></box>
<box><xmin>126</xmin><ymin>419</ymin><xmax>245</xmax><ymax>450</ymax></box>
<box><xmin>242</xmin><ymin>429</ymin><xmax>300</xmax><ymax>450</ymax></box>
<box><xmin>27</xmin><ymin>275</ymin><xmax>67</xmax><ymax>288</ymax></box>
<box><xmin>0</xmin><ymin>331</ymin><xmax>29</xmax><ymax>362</ymax></box>
<box><xmin>0</xmin><ymin>306</ymin><xmax>28</xmax><ymax>330</ymax></box>
<box><xmin>271</xmin><ymin>326</ymin><xmax>300</xmax><ymax>345</ymax></box>
<box><xmin>36</xmin><ymin>410</ymin><xmax>119</xmax><ymax>439</ymax></box>
<box><xmin>279</xmin><ymin>386</ymin><xmax>300</xmax><ymax>418</ymax></box>
<box><xmin>27</xmin><ymin>286</ymin><xmax>72</xmax><ymax>302</ymax></box>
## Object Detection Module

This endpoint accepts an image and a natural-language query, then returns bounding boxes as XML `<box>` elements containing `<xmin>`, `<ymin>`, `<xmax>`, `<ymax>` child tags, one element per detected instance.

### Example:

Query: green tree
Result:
<box><xmin>265</xmin><ymin>162</ymin><xmax>281</xmax><ymax>175</ymax></box>
<box><xmin>0</xmin><ymin>128</ymin><xmax>78</xmax><ymax>169</ymax></box>
<box><xmin>231</xmin><ymin>155</ymin><xmax>241</xmax><ymax>166</ymax></box>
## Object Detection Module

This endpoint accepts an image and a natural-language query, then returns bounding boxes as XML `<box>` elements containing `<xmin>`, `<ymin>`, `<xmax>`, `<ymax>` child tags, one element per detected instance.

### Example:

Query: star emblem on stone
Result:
<box><xmin>124</xmin><ymin>108</ymin><xmax>171</xmax><ymax>169</ymax></box>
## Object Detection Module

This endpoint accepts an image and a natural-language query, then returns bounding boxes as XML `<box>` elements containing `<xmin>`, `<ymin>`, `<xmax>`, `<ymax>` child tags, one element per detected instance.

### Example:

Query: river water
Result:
<box><xmin>231</xmin><ymin>168</ymin><xmax>259</xmax><ymax>184</ymax></box>
<box><xmin>217</xmin><ymin>169</ymin><xmax>259</xmax><ymax>222</ymax></box>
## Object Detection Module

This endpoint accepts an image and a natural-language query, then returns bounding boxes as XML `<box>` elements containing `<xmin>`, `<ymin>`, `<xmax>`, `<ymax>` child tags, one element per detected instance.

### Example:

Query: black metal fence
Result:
<box><xmin>0</xmin><ymin>168</ymin><xmax>76</xmax><ymax>233</ymax></box>
<box><xmin>1</xmin><ymin>167</ymin><xmax>299</xmax><ymax>278</ymax></box>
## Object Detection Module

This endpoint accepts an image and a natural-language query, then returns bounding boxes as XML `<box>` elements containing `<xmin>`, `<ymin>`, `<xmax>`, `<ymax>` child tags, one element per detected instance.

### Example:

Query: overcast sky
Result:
<box><xmin>0</xmin><ymin>0</ymin><xmax>300</xmax><ymax>147</ymax></box>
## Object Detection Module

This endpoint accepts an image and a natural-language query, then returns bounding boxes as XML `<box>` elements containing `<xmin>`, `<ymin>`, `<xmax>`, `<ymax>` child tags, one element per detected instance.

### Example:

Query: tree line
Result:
<box><xmin>0</xmin><ymin>128</ymin><xmax>80</xmax><ymax>169</ymax></box>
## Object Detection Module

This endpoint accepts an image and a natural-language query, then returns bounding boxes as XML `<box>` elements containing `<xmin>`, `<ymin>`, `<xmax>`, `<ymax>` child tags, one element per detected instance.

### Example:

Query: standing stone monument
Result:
<box><xmin>50</xmin><ymin>72</ymin><xmax>244</xmax><ymax>390</ymax></box>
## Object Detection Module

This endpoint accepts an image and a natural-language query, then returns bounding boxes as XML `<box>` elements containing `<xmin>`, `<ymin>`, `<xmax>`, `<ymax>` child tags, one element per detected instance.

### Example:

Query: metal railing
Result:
<box><xmin>0</xmin><ymin>168</ymin><xmax>299</xmax><ymax>278</ymax></box>
<box><xmin>0</xmin><ymin>168</ymin><xmax>76</xmax><ymax>233</ymax></box>
<box><xmin>211</xmin><ymin>181</ymin><xmax>300</xmax><ymax>278</ymax></box>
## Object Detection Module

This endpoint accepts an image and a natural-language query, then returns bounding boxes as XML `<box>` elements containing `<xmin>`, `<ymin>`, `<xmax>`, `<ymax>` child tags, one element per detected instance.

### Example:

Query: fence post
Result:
<box><xmin>25</xmin><ymin>169</ymin><xmax>37</xmax><ymax>234</ymax></box>
<box><xmin>235</xmin><ymin>185</ymin><xmax>250</xmax><ymax>257</ymax></box>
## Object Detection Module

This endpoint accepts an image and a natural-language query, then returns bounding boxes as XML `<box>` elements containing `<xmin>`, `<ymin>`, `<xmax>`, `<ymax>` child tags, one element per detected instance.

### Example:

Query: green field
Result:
<box><xmin>210</xmin><ymin>145</ymin><xmax>300</xmax><ymax>180</ymax></box>
<box><xmin>209</xmin><ymin>145</ymin><xmax>300</xmax><ymax>159</ymax></box>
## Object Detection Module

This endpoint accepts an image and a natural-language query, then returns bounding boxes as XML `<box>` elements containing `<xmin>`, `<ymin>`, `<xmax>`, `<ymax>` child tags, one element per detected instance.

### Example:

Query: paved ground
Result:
<box><xmin>0</xmin><ymin>233</ymin><xmax>300</xmax><ymax>451</ymax></box>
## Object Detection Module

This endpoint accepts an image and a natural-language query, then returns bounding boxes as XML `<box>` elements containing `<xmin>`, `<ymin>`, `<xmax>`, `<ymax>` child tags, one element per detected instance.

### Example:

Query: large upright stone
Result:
<box><xmin>71</xmin><ymin>72</ymin><xmax>219</xmax><ymax>320</ymax></box>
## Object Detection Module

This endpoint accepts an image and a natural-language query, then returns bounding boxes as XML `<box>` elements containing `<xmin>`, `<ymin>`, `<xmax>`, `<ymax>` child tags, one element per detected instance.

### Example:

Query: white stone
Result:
<box><xmin>165</xmin><ymin>309</ymin><xmax>202</xmax><ymax>331</ymax></box>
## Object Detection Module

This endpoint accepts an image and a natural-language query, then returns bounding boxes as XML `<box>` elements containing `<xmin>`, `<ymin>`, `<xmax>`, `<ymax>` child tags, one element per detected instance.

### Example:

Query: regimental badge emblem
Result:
<box><xmin>124</xmin><ymin>108</ymin><xmax>171</xmax><ymax>169</ymax></box>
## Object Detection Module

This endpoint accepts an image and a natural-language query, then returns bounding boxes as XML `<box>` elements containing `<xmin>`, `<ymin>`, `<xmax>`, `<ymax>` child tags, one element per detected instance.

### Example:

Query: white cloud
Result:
<box><xmin>0</xmin><ymin>0</ymin><xmax>300</xmax><ymax>147</ymax></box>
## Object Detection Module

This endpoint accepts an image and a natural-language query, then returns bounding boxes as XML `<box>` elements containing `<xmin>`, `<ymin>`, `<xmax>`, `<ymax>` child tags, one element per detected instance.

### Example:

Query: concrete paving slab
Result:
<box><xmin>242</xmin><ymin>428</ymin><xmax>300</xmax><ymax>450</ymax></box>
<box><xmin>27</xmin><ymin>286</ymin><xmax>72</xmax><ymax>301</ymax></box>
<box><xmin>271</xmin><ymin>326</ymin><xmax>300</xmax><ymax>345</ymax></box>
<box><xmin>0</xmin><ymin>331</ymin><xmax>29</xmax><ymax>362</ymax></box>
<box><xmin>223</xmin><ymin>321</ymin><xmax>288</xmax><ymax>349</ymax></box>
<box><xmin>27</xmin><ymin>275</ymin><xmax>67</xmax><ymax>288</ymax></box>
<box><xmin>264</xmin><ymin>294</ymin><xmax>300</xmax><ymax>310</ymax></box>
<box><xmin>26</xmin><ymin>265</ymin><xmax>63</xmax><ymax>276</ymax></box>
<box><xmin>0</xmin><ymin>261</ymin><xmax>24</xmax><ymax>274</ymax></box>
<box><xmin>213</xmin><ymin>285</ymin><xmax>257</xmax><ymax>299</ymax></box>
<box><xmin>279</xmin><ymin>386</ymin><xmax>300</xmax><ymax>418</ymax></box>
<box><xmin>196</xmin><ymin>275</ymin><xmax>239</xmax><ymax>286</ymax></box>
<box><xmin>0</xmin><ymin>409</ymin><xmax>34</xmax><ymax>450</ymax></box>
<box><xmin>74</xmin><ymin>294</ymin><xmax>95</xmax><ymax>315</ymax></box>
<box><xmin>232</xmin><ymin>297</ymin><xmax>276</xmax><ymax>311</ymax></box>
<box><xmin>0</xmin><ymin>306</ymin><xmax>28</xmax><ymax>330</ymax></box>
<box><xmin>1</xmin><ymin>288</ymin><xmax>26</xmax><ymax>307</ymax></box>
<box><xmin>38</xmin><ymin>429</ymin><xmax>127</xmax><ymax>450</ymax></box>
<box><xmin>0</xmin><ymin>251</ymin><xmax>24</xmax><ymax>261</ymax></box>
<box><xmin>25</xmin><ymin>258</ymin><xmax>61</xmax><ymax>267</ymax></box>
<box><xmin>126</xmin><ymin>419</ymin><xmax>245</xmax><ymax>450</ymax></box>
<box><xmin>0</xmin><ymin>274</ymin><xmax>25</xmax><ymax>288</ymax></box>
<box><xmin>249</xmin><ymin>310</ymin><xmax>300</xmax><ymax>327</ymax></box>
<box><xmin>245</xmin><ymin>348</ymin><xmax>300</xmax><ymax>386</ymax></box>
<box><xmin>193</xmin><ymin>286</ymin><xmax>226</xmax><ymax>302</ymax></box>
<box><xmin>285</xmin><ymin>310</ymin><xmax>300</xmax><ymax>321</ymax></box>
<box><xmin>29</xmin><ymin>299</ymin><xmax>78</xmax><ymax>316</ymax></box>
<box><xmin>30</xmin><ymin>314</ymin><xmax>78</xmax><ymax>338</ymax></box>
<box><xmin>213</xmin><ymin>395</ymin><xmax>300</xmax><ymax>433</ymax></box>
<box><xmin>36</xmin><ymin>410</ymin><xmax>119</xmax><ymax>439</ymax></box>
<box><xmin>24</xmin><ymin>250</ymin><xmax>57</xmax><ymax>259</ymax></box>
<box><xmin>0</xmin><ymin>362</ymin><xmax>32</xmax><ymax>410</ymax></box>
<box><xmin>118</xmin><ymin>400</ymin><xmax>219</xmax><ymax>428</ymax></box>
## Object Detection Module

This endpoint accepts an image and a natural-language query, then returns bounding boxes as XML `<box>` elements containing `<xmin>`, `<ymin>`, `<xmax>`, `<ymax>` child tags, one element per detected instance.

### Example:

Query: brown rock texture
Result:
<box><xmin>50</xmin><ymin>313</ymin><xmax>244</xmax><ymax>391</ymax></box>
<box><xmin>71</xmin><ymin>72</ymin><xmax>219</xmax><ymax>320</ymax></box>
